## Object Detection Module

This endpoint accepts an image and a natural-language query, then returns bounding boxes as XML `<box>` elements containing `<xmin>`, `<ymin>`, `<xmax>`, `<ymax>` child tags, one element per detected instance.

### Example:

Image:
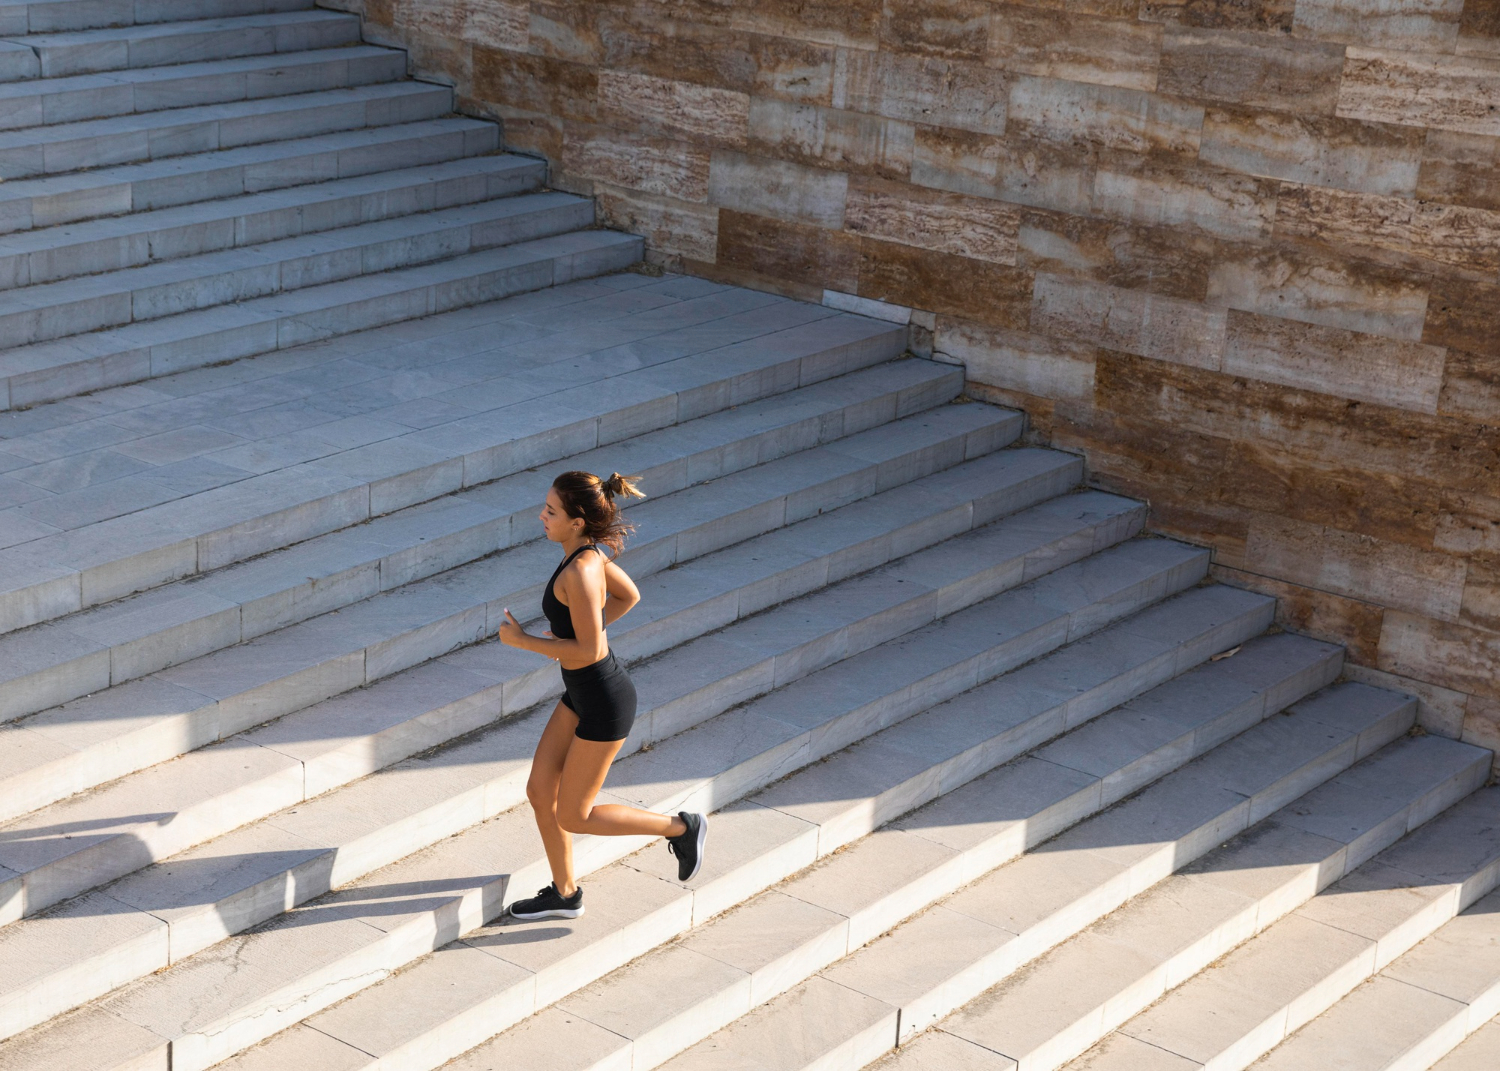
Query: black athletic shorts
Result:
<box><xmin>560</xmin><ymin>650</ymin><xmax>637</xmax><ymax>742</ymax></box>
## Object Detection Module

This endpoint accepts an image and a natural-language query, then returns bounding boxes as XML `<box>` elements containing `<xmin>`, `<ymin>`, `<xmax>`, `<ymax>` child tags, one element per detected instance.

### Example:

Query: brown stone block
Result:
<box><xmin>1092</xmin><ymin>351</ymin><xmax>1500</xmax><ymax>493</ymax></box>
<box><xmin>1436</xmin><ymin>490</ymin><xmax>1500</xmax><ymax>555</ymax></box>
<box><xmin>1014</xmin><ymin>209</ymin><xmax>1218</xmax><ymax>301</ymax></box>
<box><xmin>708</xmin><ymin>150</ymin><xmax>848</xmax><ymax>228</ymax></box>
<box><xmin>987</xmin><ymin>6</ymin><xmax>1164</xmax><ymax>92</ymax></box>
<box><xmin>747</xmin><ymin>99</ymin><xmax>914</xmax><ymax>179</ymax></box>
<box><xmin>561</xmin><ymin>128</ymin><xmax>711</xmax><ymax>202</ymax></box>
<box><xmin>392</xmin><ymin>0</ymin><xmax>529</xmax><ymax>47</ymax></box>
<box><xmin>1002</xmin><ymin>0</ymin><xmax>1140</xmax><ymax>16</ymax></box>
<box><xmin>716</xmin><ymin>209</ymin><xmax>860</xmax><ymax>292</ymax></box>
<box><xmin>597</xmin><ymin>69</ymin><xmax>749</xmax><ymax>147</ymax></box>
<box><xmin>1199</xmin><ymin>107</ymin><xmax>1424</xmax><ymax>196</ymax></box>
<box><xmin>490</xmin><ymin>113</ymin><xmax>563</xmax><ymax>162</ymax></box>
<box><xmin>528</xmin><ymin>2</ymin><xmax>601</xmax><ymax>62</ymax></box>
<box><xmin>912</xmin><ymin>128</ymin><xmax>1097</xmax><ymax>215</ymax></box>
<box><xmin>1159</xmin><ymin>26</ymin><xmax>1346</xmax><ymax>113</ymax></box>
<box><xmin>934</xmin><ymin>316</ymin><xmax>1098</xmax><ymax>400</ymax></box>
<box><xmin>1337</xmin><ymin>46</ymin><xmax>1500</xmax><ymax>137</ymax></box>
<box><xmin>596</xmin><ymin>185</ymin><xmax>720</xmax><ymax>263</ymax></box>
<box><xmin>1032</xmin><ymin>272</ymin><xmax>1227</xmax><ymax>368</ymax></box>
<box><xmin>1379</xmin><ymin>610</ymin><xmax>1500</xmax><ymax>700</ymax></box>
<box><xmin>1138</xmin><ymin>0</ymin><xmax>1296</xmax><ymax>32</ymax></box>
<box><xmin>832</xmin><ymin>49</ymin><xmax>1010</xmax><ymax>135</ymax></box>
<box><xmin>1093</xmin><ymin>159</ymin><xmax>1277</xmax><ymax>240</ymax></box>
<box><xmin>1275</xmin><ymin>182</ymin><xmax>1500</xmax><ymax>275</ymax></box>
<box><xmin>1206</xmin><ymin>241</ymin><xmax>1431</xmax><ymax>340</ymax></box>
<box><xmin>1290</xmin><ymin>0</ymin><xmax>1463</xmax><ymax>53</ymax></box>
<box><xmin>1417</xmin><ymin>129</ymin><xmax>1500</xmax><ymax>210</ymax></box>
<box><xmin>1007</xmin><ymin>76</ymin><xmax>1203</xmax><ymax>158</ymax></box>
<box><xmin>1344</xmin><ymin>663</ymin><xmax>1472</xmax><ymax>736</ymax></box>
<box><xmin>1224</xmin><ymin>308</ymin><xmax>1448</xmax><ymax>413</ymax></box>
<box><xmin>597</xmin><ymin>10</ymin><xmax>836</xmax><ymax>104</ymax></box>
<box><xmin>732</xmin><ymin>0</ymin><xmax>884</xmax><ymax>49</ymax></box>
<box><xmin>1439</xmin><ymin>347</ymin><xmax>1500</xmax><ymax>424</ymax></box>
<box><xmin>1242</xmin><ymin>512</ymin><xmax>1466</xmax><ymax>620</ymax></box>
<box><xmin>1212</xmin><ymin>565</ymin><xmax>1384</xmax><ymax>664</ymax></box>
<box><xmin>857</xmin><ymin>238</ymin><xmax>1033</xmax><ymax>328</ymax></box>
<box><xmin>1462</xmin><ymin>0</ymin><xmax>1500</xmax><ymax>43</ymax></box>
<box><xmin>1423</xmin><ymin>276</ymin><xmax>1500</xmax><ymax>355</ymax></box>
<box><xmin>1224</xmin><ymin>437</ymin><xmax>1442</xmax><ymax>547</ymax></box>
<box><xmin>1462</xmin><ymin>558</ymin><xmax>1500</xmax><ymax>631</ymax></box>
<box><xmin>1463</xmin><ymin>696</ymin><xmax>1500</xmax><ymax>763</ymax></box>
<box><xmin>472</xmin><ymin>46</ymin><xmax>597</xmax><ymax>122</ymax></box>
<box><xmin>880</xmin><ymin>0</ymin><xmax>991</xmax><ymax>60</ymax></box>
<box><xmin>845</xmin><ymin>176</ymin><xmax>1020</xmax><ymax>264</ymax></box>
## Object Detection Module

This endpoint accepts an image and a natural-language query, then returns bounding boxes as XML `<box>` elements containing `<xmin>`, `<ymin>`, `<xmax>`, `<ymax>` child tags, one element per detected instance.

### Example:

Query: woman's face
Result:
<box><xmin>540</xmin><ymin>488</ymin><xmax>581</xmax><ymax>544</ymax></box>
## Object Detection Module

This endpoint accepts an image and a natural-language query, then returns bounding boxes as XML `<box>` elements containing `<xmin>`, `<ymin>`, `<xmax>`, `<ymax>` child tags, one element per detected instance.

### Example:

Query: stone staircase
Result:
<box><xmin>0</xmin><ymin>5</ymin><xmax>1494</xmax><ymax>1071</ymax></box>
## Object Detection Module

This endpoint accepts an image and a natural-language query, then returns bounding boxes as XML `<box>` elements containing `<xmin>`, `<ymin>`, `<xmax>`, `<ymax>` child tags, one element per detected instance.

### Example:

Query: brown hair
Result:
<box><xmin>551</xmin><ymin>470</ymin><xmax>645</xmax><ymax>554</ymax></box>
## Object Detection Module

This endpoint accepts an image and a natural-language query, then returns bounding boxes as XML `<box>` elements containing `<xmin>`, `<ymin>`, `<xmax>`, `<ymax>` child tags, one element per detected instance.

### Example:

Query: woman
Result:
<box><xmin>497</xmin><ymin>470</ymin><xmax>706</xmax><ymax>920</ymax></box>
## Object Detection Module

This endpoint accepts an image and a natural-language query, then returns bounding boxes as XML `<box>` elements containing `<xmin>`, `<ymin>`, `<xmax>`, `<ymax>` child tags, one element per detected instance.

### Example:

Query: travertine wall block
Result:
<box><xmin>343</xmin><ymin>0</ymin><xmax>1500</xmax><ymax>754</ymax></box>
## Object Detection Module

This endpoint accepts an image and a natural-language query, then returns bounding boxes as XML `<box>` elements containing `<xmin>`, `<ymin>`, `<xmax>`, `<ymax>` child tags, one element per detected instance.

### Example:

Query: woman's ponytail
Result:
<box><xmin>552</xmin><ymin>470</ymin><xmax>646</xmax><ymax>553</ymax></box>
<box><xmin>602</xmin><ymin>472</ymin><xmax>645</xmax><ymax>502</ymax></box>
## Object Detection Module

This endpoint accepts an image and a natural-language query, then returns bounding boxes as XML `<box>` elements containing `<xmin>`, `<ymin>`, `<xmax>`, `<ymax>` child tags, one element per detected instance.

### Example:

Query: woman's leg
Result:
<box><xmin>526</xmin><ymin>700</ymin><xmax>582</xmax><ymax>896</ymax></box>
<box><xmin>556</xmin><ymin>736</ymin><xmax>690</xmax><ymax>838</ymax></box>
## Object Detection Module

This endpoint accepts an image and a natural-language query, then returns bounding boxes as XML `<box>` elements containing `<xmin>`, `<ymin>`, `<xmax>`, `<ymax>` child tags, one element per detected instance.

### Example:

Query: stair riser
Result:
<box><xmin>0</xmin><ymin>0</ymin><xmax>313</xmax><ymax>35</ymax></box>
<box><xmin>0</xmin><ymin>429</ymin><xmax>1051</xmax><ymax>923</ymax></box>
<box><xmin>33</xmin><ymin>16</ymin><xmax>362</xmax><ymax>79</ymax></box>
<box><xmin>0</xmin><ymin>200</ymin><xmax>593</xmax><ymax>349</ymax></box>
<box><xmin>0</xmin><ymin>158</ymin><xmax>544</xmax><ymax>296</ymax></box>
<box><xmin>0</xmin><ymin>86</ymin><xmax>454</xmax><ymax>182</ymax></box>
<box><xmin>0</xmin><ymin>44</ymin><xmax>37</xmax><ymax>84</ymax></box>
<box><xmin>170</xmin><ymin>642</ymin><xmax>1346</xmax><ymax>1071</ymax></box>
<box><xmin>0</xmin><ymin>49</ymin><xmax>406</xmax><ymax>134</ymax></box>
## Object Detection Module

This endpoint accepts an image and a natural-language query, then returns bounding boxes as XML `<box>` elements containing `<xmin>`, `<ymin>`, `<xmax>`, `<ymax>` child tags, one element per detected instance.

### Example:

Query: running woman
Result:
<box><xmin>498</xmin><ymin>470</ymin><xmax>707</xmax><ymax>920</ymax></box>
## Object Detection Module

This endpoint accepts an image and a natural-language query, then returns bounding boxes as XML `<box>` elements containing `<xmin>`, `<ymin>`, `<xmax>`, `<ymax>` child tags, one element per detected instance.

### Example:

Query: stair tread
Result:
<box><xmin>0</xmin><ymin>0</ymin><xmax>314</xmax><ymax>36</ymax></box>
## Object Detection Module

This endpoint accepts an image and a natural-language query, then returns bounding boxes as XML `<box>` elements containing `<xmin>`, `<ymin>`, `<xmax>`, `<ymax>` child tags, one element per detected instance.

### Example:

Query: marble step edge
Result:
<box><xmin>0</xmin><ymin>115</ymin><xmax>500</xmax><ymax>235</ymax></box>
<box><xmin>12</xmin><ymin>9</ymin><xmax>362</xmax><ymax>80</ymax></box>
<box><xmin>0</xmin><ymin>0</ymin><xmax>315</xmax><ymax>35</ymax></box>
<box><xmin>0</xmin><ymin>152</ymin><xmax>543</xmax><ymax>299</ymax></box>
<box><xmin>0</xmin><ymin>568</ymin><xmax>1283</xmax><ymax>1071</ymax></box>
<box><xmin>0</xmin><ymin>80</ymin><xmax>456</xmax><ymax>184</ymax></box>
<box><xmin>0</xmin><ymin>300</ymin><xmax>899</xmax><ymax>641</ymax></box>
<box><xmin>1431</xmin><ymin>1011</ymin><xmax>1500</xmax><ymax>1071</ymax></box>
<box><xmin>0</xmin><ymin>192</ymin><xmax>596</xmax><ymax>350</ymax></box>
<box><xmin>1067</xmin><ymin>783</ymin><xmax>1500</xmax><ymax>1071</ymax></box>
<box><xmin>0</xmin><ymin>359</ymin><xmax>974</xmax><ymax>733</ymax></box>
<box><xmin>0</xmin><ymin>45</ymin><xmax>406</xmax><ymax>136</ymax></box>
<box><xmin>0</xmin><ymin>391</ymin><xmax>1010</xmax><ymax>834</ymax></box>
<box><xmin>216</xmin><ymin>656</ymin><xmax>1385</xmax><ymax>1071</ymax></box>
<box><xmin>0</xmin><ymin>460</ymin><xmax>1130</xmax><ymax>932</ymax></box>
<box><xmin>1244</xmin><ymin>862</ymin><xmax>1500</xmax><ymax>1070</ymax></box>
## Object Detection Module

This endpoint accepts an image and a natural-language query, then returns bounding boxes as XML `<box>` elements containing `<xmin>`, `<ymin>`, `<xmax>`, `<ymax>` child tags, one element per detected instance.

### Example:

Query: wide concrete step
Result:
<box><xmin>0</xmin><ymin>45</ymin><xmax>404</xmax><ymax>133</ymax></box>
<box><xmin>0</xmin><ymin>0</ymin><xmax>313</xmax><ymax>36</ymax></box>
<box><xmin>0</xmin><ymin>192</ymin><xmax>596</xmax><ymax>349</ymax></box>
<box><xmin>1243</xmin><ymin>871</ymin><xmax>1500</xmax><ymax>1070</ymax></box>
<box><xmin>0</xmin><ymin>563</ymin><xmax>1247</xmax><ymax>1070</ymax></box>
<box><xmin>316</xmin><ymin>658</ymin><xmax>1384</xmax><ymax>1071</ymax></box>
<box><xmin>0</xmin><ymin>80</ymin><xmax>454</xmax><ymax>182</ymax></box>
<box><xmin>13</xmin><ymin>10</ymin><xmax>361</xmax><ymax>79</ymax></box>
<box><xmin>0</xmin><ymin>357</ymin><xmax>970</xmax><ymax>744</ymax></box>
<box><xmin>0</xmin><ymin>153</ymin><xmax>542</xmax><ymax>297</ymax></box>
<box><xmin>0</xmin><ymin>292</ymin><xmax>894</xmax><ymax>638</ymax></box>
<box><xmin>0</xmin><ymin>439</ymin><xmax>1094</xmax><ymax>925</ymax></box>
<box><xmin>1067</xmin><ymin>785</ymin><xmax>1500</xmax><ymax>1071</ymax></box>
<box><xmin>223</xmin><ymin>602</ymin><xmax>1306</xmax><ymax>1071</ymax></box>
<box><xmin>0</xmin><ymin>116</ymin><xmax>498</xmax><ymax>233</ymax></box>
<box><xmin>645</xmin><ymin>694</ymin><xmax>1468</xmax><ymax>1071</ymax></box>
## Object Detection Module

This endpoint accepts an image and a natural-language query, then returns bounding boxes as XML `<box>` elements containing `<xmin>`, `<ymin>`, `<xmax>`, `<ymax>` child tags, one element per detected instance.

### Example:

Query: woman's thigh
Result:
<box><xmin>556</xmin><ymin>736</ymin><xmax>625</xmax><ymax>825</ymax></box>
<box><xmin>528</xmin><ymin>699</ymin><xmax>581</xmax><ymax>802</ymax></box>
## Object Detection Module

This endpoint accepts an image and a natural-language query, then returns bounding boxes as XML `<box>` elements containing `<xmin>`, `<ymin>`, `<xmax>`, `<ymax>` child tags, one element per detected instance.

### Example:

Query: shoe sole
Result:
<box><xmin>680</xmin><ymin>815</ymin><xmax>707</xmax><ymax>883</ymax></box>
<box><xmin>506</xmin><ymin>905</ymin><xmax>585</xmax><ymax>921</ymax></box>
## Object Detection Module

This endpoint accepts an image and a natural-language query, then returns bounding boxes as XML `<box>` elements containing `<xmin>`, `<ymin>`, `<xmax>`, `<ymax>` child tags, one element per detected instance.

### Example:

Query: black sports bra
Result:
<box><xmin>542</xmin><ymin>544</ymin><xmax>606</xmax><ymax>640</ymax></box>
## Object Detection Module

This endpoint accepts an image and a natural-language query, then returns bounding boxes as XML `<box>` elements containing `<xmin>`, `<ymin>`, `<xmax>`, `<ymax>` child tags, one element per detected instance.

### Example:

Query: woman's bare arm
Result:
<box><xmin>498</xmin><ymin>554</ymin><xmax>609</xmax><ymax>664</ymax></box>
<box><xmin>602</xmin><ymin>558</ymin><xmax>639</xmax><ymax>626</ymax></box>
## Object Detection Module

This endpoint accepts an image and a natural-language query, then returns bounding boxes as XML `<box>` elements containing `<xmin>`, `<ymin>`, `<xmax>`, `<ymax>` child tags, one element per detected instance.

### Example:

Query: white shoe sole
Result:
<box><xmin>681</xmin><ymin>814</ymin><xmax>707</xmax><ymax>882</ymax></box>
<box><xmin>507</xmin><ymin>904</ymin><xmax>585</xmax><ymax>921</ymax></box>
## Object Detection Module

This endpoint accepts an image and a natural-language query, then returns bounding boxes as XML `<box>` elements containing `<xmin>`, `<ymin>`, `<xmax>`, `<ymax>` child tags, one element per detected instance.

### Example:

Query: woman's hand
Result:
<box><xmin>498</xmin><ymin>608</ymin><xmax>529</xmax><ymax>649</ymax></box>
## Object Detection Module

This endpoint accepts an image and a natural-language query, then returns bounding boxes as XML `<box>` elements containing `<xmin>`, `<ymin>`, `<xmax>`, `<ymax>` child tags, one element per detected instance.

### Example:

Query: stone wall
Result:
<box><xmin>330</xmin><ymin>0</ymin><xmax>1499</xmax><ymax>750</ymax></box>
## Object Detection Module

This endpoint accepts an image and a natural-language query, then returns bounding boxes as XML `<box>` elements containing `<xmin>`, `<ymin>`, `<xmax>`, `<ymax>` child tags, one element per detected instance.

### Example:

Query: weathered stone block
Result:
<box><xmin>987</xmin><ymin>7</ymin><xmax>1164</xmax><ymax>92</ymax></box>
<box><xmin>856</xmin><ymin>238</ymin><xmax>1032</xmax><ymax>329</ymax></box>
<box><xmin>598</xmin><ymin>69</ymin><xmax>750</xmax><ymax>147</ymax></box>
<box><xmin>1159</xmin><ymin>26</ymin><xmax>1346</xmax><ymax>113</ymax></box>
<box><xmin>1200</xmin><ymin>107</ymin><xmax>1424</xmax><ymax>196</ymax></box>
<box><xmin>1338</xmin><ymin>46</ymin><xmax>1500</xmax><ymax>136</ymax></box>
<box><xmin>832</xmin><ymin>48</ymin><xmax>1009</xmax><ymax>134</ymax></box>
<box><xmin>1032</xmin><ymin>273</ymin><xmax>1226</xmax><ymax>369</ymax></box>
<box><xmin>1007</xmin><ymin>76</ymin><xmax>1203</xmax><ymax>158</ymax></box>
<box><xmin>596</xmin><ymin>185</ymin><xmax>720</xmax><ymax>264</ymax></box>
<box><xmin>845</xmin><ymin>176</ymin><xmax>1019</xmax><ymax>264</ymax></box>
<box><xmin>716</xmin><ymin>209</ymin><xmax>860</xmax><ymax>292</ymax></box>
<box><xmin>708</xmin><ymin>151</ymin><xmax>848</xmax><ymax>228</ymax></box>
<box><xmin>1292</xmin><ymin>0</ymin><xmax>1464</xmax><ymax>52</ymax></box>
<box><xmin>562</xmin><ymin>128</ymin><xmax>712</xmax><ymax>202</ymax></box>
<box><xmin>935</xmin><ymin>318</ymin><xmax>1098</xmax><ymax>402</ymax></box>
<box><xmin>748</xmin><ymin>99</ymin><xmax>915</xmax><ymax>178</ymax></box>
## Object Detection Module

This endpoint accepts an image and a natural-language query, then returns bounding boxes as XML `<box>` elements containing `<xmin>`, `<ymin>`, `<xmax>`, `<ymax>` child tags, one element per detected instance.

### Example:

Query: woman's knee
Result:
<box><xmin>526</xmin><ymin>773</ymin><xmax>559</xmax><ymax>809</ymax></box>
<box><xmin>556</xmin><ymin>807</ymin><xmax>591</xmax><ymax>834</ymax></box>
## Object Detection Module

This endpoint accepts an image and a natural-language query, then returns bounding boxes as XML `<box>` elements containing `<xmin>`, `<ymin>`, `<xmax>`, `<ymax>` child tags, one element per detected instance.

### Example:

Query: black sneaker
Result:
<box><xmin>667</xmin><ymin>811</ymin><xmax>707</xmax><ymax>882</ymax></box>
<box><xmin>507</xmin><ymin>883</ymin><xmax>584</xmax><ymax>920</ymax></box>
